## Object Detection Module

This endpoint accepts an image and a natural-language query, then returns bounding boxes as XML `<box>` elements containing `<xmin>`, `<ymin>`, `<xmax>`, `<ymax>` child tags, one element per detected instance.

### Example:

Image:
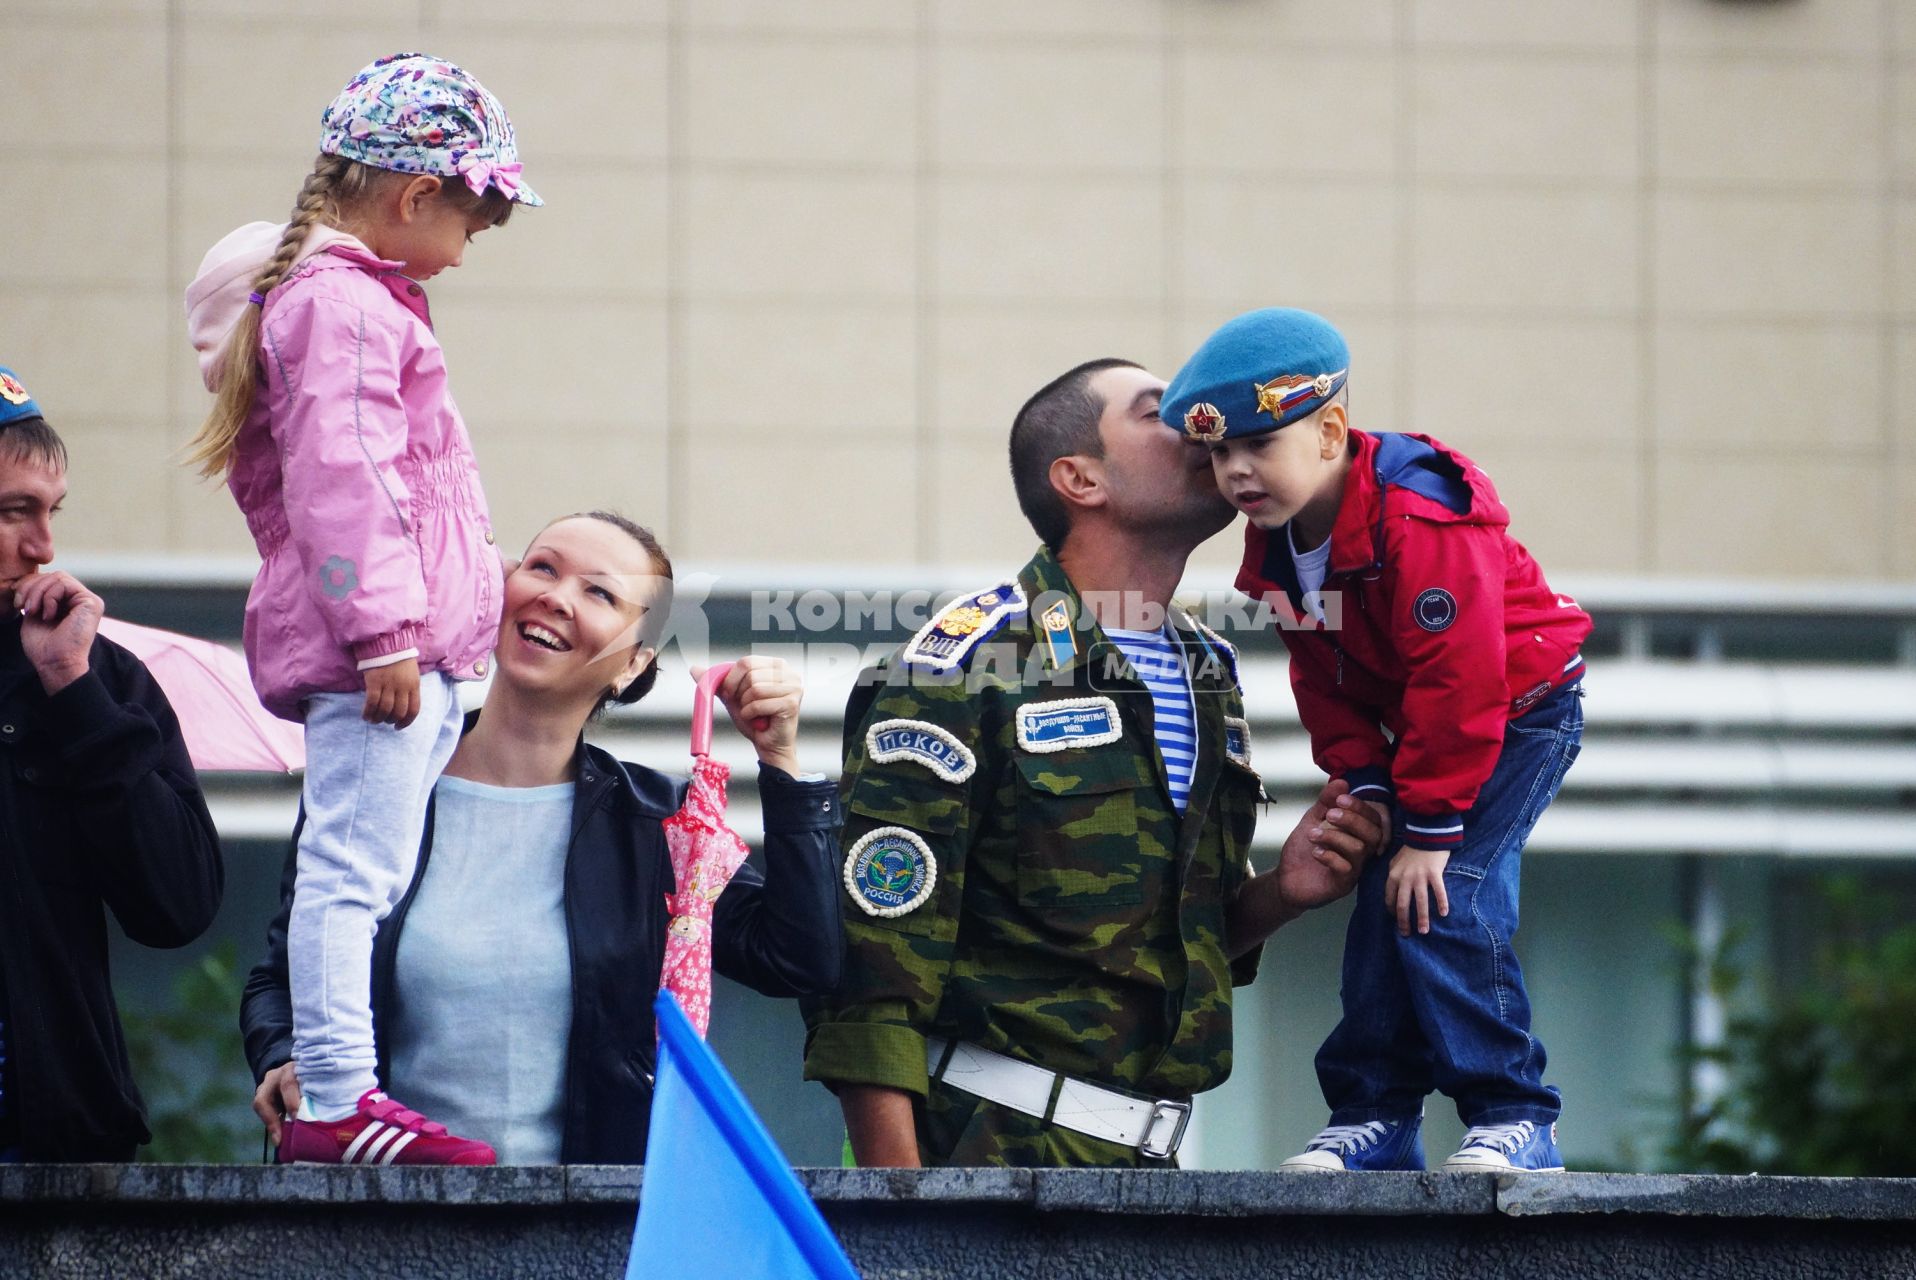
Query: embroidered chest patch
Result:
<box><xmin>1413</xmin><ymin>587</ymin><xmax>1457</xmax><ymax>633</ymax></box>
<box><xmin>844</xmin><ymin>827</ymin><xmax>938</xmax><ymax>918</ymax></box>
<box><xmin>1015</xmin><ymin>696</ymin><xmax>1123</xmax><ymax>753</ymax></box>
<box><xmin>867</xmin><ymin>719</ymin><xmax>976</xmax><ymax>784</ymax></box>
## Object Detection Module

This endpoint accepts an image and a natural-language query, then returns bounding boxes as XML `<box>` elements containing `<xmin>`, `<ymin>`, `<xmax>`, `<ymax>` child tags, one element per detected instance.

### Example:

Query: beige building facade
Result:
<box><xmin>4</xmin><ymin>0</ymin><xmax>1913</xmax><ymax>583</ymax></box>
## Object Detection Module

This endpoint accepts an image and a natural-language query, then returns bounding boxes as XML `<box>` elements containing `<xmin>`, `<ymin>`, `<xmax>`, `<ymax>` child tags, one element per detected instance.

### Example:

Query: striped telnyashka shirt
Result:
<box><xmin>1105</xmin><ymin>626</ymin><xmax>1198</xmax><ymax>812</ymax></box>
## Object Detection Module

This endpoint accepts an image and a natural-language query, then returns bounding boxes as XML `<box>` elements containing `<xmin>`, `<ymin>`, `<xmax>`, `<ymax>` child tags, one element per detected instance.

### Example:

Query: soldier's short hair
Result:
<box><xmin>1008</xmin><ymin>358</ymin><xmax>1141</xmax><ymax>552</ymax></box>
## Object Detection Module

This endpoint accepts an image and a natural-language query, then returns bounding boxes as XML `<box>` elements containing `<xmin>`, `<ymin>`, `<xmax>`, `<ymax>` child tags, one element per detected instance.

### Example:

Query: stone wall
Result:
<box><xmin>5</xmin><ymin>0</ymin><xmax>1913</xmax><ymax>581</ymax></box>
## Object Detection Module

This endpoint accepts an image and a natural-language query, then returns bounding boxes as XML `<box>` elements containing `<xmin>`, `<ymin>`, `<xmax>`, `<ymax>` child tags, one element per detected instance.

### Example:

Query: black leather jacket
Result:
<box><xmin>0</xmin><ymin>618</ymin><xmax>224</xmax><ymax>1160</ymax></box>
<box><xmin>239</xmin><ymin>724</ymin><xmax>842</xmax><ymax>1163</ymax></box>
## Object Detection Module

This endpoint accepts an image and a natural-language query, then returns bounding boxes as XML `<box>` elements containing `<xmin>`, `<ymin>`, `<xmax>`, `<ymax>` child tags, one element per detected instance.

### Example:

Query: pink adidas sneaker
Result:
<box><xmin>277</xmin><ymin>1090</ymin><xmax>496</xmax><ymax>1166</ymax></box>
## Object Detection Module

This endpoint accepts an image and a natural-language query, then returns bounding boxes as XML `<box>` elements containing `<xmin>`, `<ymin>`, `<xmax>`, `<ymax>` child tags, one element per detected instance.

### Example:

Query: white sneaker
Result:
<box><xmin>1443</xmin><ymin>1120</ymin><xmax>1564</xmax><ymax>1172</ymax></box>
<box><xmin>1280</xmin><ymin>1115</ymin><xmax>1425</xmax><ymax>1172</ymax></box>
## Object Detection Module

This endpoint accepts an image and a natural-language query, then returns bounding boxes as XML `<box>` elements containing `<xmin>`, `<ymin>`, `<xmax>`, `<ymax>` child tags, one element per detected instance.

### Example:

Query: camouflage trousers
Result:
<box><xmin>916</xmin><ymin>1077</ymin><xmax>1179</xmax><ymax>1169</ymax></box>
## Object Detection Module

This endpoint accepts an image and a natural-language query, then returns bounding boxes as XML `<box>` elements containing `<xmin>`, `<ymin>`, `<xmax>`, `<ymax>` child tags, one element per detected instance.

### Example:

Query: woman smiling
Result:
<box><xmin>240</xmin><ymin>511</ymin><xmax>843</xmax><ymax>1163</ymax></box>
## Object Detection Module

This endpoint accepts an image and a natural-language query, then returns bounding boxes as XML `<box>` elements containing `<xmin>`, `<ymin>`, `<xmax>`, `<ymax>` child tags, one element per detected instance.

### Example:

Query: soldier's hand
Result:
<box><xmin>1227</xmin><ymin>781</ymin><xmax>1382</xmax><ymax>955</ymax></box>
<box><xmin>16</xmin><ymin>570</ymin><xmax>102</xmax><ymax>695</ymax></box>
<box><xmin>1359</xmin><ymin>799</ymin><xmax>1392</xmax><ymax>857</ymax></box>
<box><xmin>1277</xmin><ymin>780</ymin><xmax>1382</xmax><ymax>910</ymax></box>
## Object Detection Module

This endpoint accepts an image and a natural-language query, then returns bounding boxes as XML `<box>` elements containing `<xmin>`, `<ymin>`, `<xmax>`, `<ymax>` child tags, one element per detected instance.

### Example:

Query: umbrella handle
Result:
<box><xmin>690</xmin><ymin>662</ymin><xmax>773</xmax><ymax>757</ymax></box>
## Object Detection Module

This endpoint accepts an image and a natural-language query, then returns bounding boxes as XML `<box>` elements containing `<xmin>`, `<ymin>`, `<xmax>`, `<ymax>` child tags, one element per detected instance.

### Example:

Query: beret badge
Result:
<box><xmin>1255</xmin><ymin>369</ymin><xmax>1346</xmax><ymax>421</ymax></box>
<box><xmin>1182</xmin><ymin>402</ymin><xmax>1227</xmax><ymax>442</ymax></box>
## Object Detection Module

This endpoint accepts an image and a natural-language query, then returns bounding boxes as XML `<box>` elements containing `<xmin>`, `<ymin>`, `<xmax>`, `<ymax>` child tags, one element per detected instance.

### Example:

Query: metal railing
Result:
<box><xmin>63</xmin><ymin>563</ymin><xmax>1916</xmax><ymax>860</ymax></box>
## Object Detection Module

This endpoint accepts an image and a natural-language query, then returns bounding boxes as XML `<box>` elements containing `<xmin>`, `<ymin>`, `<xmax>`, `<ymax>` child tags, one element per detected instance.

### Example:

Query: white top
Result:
<box><xmin>388</xmin><ymin>775</ymin><xmax>575</xmax><ymax>1164</ymax></box>
<box><xmin>1290</xmin><ymin>523</ymin><xmax>1334</xmax><ymax>623</ymax></box>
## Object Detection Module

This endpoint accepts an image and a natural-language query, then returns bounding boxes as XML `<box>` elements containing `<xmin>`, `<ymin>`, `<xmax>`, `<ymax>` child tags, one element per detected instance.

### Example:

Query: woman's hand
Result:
<box><xmin>253</xmin><ymin>1061</ymin><xmax>303</xmax><ymax>1148</ymax></box>
<box><xmin>708</xmin><ymin>656</ymin><xmax>803</xmax><ymax>774</ymax></box>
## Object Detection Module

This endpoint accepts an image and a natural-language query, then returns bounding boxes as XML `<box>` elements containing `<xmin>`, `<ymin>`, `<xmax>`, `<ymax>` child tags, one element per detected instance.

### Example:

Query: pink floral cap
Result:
<box><xmin>319</xmin><ymin>53</ymin><xmax>542</xmax><ymax>207</ymax></box>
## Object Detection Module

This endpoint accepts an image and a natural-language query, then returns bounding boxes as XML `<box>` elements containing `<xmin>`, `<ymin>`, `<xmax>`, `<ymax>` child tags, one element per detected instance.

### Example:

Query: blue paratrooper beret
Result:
<box><xmin>1162</xmin><ymin>308</ymin><xmax>1350</xmax><ymax>443</ymax></box>
<box><xmin>0</xmin><ymin>366</ymin><xmax>44</xmax><ymax>430</ymax></box>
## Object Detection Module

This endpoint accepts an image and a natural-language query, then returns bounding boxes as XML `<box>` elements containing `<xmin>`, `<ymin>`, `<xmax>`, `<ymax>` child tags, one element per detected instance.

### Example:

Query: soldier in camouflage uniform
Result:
<box><xmin>803</xmin><ymin>360</ymin><xmax>1385</xmax><ymax>1167</ymax></box>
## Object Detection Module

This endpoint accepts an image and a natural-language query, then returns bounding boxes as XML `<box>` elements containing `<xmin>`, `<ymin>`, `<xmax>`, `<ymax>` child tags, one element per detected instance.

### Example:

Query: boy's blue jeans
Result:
<box><xmin>1316</xmin><ymin>680</ymin><xmax>1584</xmax><ymax>1128</ymax></box>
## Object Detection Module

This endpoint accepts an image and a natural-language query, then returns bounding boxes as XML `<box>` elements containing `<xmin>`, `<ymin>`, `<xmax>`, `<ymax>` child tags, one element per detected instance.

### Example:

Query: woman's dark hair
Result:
<box><xmin>555</xmin><ymin>510</ymin><xmax>674</xmax><ymax>718</ymax></box>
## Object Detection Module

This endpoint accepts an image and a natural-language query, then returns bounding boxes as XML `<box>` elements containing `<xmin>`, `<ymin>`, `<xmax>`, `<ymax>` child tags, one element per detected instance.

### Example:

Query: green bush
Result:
<box><xmin>121</xmin><ymin>941</ymin><xmax>258</xmax><ymax>1163</ymax></box>
<box><xmin>1670</xmin><ymin>877</ymin><xmax>1916</xmax><ymax>1176</ymax></box>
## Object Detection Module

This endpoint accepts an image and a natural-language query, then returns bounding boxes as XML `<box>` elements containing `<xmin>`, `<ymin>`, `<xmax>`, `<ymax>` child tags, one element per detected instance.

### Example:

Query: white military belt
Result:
<box><xmin>925</xmin><ymin>1037</ymin><xmax>1192</xmax><ymax>1160</ymax></box>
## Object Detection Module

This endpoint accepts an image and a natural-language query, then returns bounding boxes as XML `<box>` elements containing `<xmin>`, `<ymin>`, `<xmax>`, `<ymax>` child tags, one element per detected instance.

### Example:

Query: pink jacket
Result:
<box><xmin>189</xmin><ymin>232</ymin><xmax>501</xmax><ymax>720</ymax></box>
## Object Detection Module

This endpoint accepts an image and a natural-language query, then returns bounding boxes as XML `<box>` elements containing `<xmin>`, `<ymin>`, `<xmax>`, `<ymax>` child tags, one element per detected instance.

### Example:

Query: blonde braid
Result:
<box><xmin>185</xmin><ymin>154</ymin><xmax>353</xmax><ymax>479</ymax></box>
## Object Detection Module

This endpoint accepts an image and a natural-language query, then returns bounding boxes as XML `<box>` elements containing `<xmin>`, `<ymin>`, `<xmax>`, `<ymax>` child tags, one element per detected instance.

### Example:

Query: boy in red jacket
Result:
<box><xmin>1163</xmin><ymin>309</ymin><xmax>1591</xmax><ymax>1173</ymax></box>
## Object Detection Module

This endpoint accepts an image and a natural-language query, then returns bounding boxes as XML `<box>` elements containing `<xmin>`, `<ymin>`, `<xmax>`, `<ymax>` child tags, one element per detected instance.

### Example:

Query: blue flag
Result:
<box><xmin>628</xmin><ymin>992</ymin><xmax>860</xmax><ymax>1280</ymax></box>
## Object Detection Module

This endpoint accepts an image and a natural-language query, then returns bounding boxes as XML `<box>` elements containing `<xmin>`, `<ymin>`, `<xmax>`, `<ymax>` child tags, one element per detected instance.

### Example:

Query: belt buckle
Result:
<box><xmin>1138</xmin><ymin>1099</ymin><xmax>1191</xmax><ymax>1160</ymax></box>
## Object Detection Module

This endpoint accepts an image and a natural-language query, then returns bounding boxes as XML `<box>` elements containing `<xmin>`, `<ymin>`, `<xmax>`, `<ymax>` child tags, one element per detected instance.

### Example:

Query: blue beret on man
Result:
<box><xmin>0</xmin><ymin>366</ymin><xmax>45</xmax><ymax>429</ymax></box>
<box><xmin>1162</xmin><ymin>308</ymin><xmax>1350</xmax><ymax>443</ymax></box>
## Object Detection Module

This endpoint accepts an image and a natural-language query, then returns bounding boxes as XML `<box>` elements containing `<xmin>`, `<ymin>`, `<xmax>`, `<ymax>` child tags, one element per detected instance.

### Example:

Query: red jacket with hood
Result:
<box><xmin>1235</xmin><ymin>430</ymin><xmax>1591</xmax><ymax>850</ymax></box>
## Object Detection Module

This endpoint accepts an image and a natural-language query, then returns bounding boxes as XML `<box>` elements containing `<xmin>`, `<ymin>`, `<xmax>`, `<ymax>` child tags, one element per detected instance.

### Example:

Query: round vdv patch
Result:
<box><xmin>844</xmin><ymin>827</ymin><xmax>938</xmax><ymax>918</ymax></box>
<box><xmin>1413</xmin><ymin>587</ymin><xmax>1458</xmax><ymax>633</ymax></box>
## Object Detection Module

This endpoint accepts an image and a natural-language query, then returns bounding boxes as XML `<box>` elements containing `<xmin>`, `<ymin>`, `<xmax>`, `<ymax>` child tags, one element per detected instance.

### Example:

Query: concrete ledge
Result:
<box><xmin>8</xmin><ymin>1166</ymin><xmax>1915</xmax><ymax>1219</ymax></box>
<box><xmin>1495</xmin><ymin>1172</ymin><xmax>1916</xmax><ymax>1221</ymax></box>
<box><xmin>5</xmin><ymin>1167</ymin><xmax>1916</xmax><ymax>1279</ymax></box>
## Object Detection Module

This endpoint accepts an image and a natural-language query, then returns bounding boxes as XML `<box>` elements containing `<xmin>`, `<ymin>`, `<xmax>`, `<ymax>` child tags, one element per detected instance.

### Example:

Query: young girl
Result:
<box><xmin>185</xmin><ymin>53</ymin><xmax>541</xmax><ymax>1165</ymax></box>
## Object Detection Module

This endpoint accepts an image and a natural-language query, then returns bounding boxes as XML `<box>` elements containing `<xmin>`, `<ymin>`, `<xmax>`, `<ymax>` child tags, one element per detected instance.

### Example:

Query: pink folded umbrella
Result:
<box><xmin>659</xmin><ymin>662</ymin><xmax>757</xmax><ymax>1039</ymax></box>
<box><xmin>98</xmin><ymin>616</ymin><xmax>304</xmax><ymax>773</ymax></box>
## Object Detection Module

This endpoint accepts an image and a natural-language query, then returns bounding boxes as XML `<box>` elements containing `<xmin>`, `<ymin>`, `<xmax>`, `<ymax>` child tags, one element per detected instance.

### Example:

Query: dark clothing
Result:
<box><xmin>241</xmin><ymin>724</ymin><xmax>843</xmax><ymax>1164</ymax></box>
<box><xmin>0</xmin><ymin>1015</ymin><xmax>13</xmax><ymax>1157</ymax></box>
<box><xmin>0</xmin><ymin>616</ymin><xmax>225</xmax><ymax>1161</ymax></box>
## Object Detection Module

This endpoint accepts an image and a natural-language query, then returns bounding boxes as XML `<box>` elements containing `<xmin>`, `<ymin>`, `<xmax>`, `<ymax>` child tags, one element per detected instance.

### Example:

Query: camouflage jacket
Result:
<box><xmin>803</xmin><ymin>546</ymin><xmax>1266</xmax><ymax>1113</ymax></box>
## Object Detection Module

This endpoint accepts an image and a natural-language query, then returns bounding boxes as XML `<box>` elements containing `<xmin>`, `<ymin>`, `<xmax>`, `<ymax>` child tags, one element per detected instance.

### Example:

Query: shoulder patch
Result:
<box><xmin>1223</xmin><ymin>716</ymin><xmax>1254</xmax><ymax>771</ymax></box>
<box><xmin>1015</xmin><ymin>696</ymin><xmax>1123</xmax><ymax>753</ymax></box>
<box><xmin>844</xmin><ymin>826</ymin><xmax>938</xmax><ymax>918</ymax></box>
<box><xmin>866</xmin><ymin>718</ymin><xmax>977</xmax><ymax>784</ymax></box>
<box><xmin>1190</xmin><ymin>615</ymin><xmax>1241</xmax><ymax>687</ymax></box>
<box><xmin>904</xmin><ymin>582</ymin><xmax>1026</xmax><ymax>671</ymax></box>
<box><xmin>1413</xmin><ymin>587</ymin><xmax>1457</xmax><ymax>633</ymax></box>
